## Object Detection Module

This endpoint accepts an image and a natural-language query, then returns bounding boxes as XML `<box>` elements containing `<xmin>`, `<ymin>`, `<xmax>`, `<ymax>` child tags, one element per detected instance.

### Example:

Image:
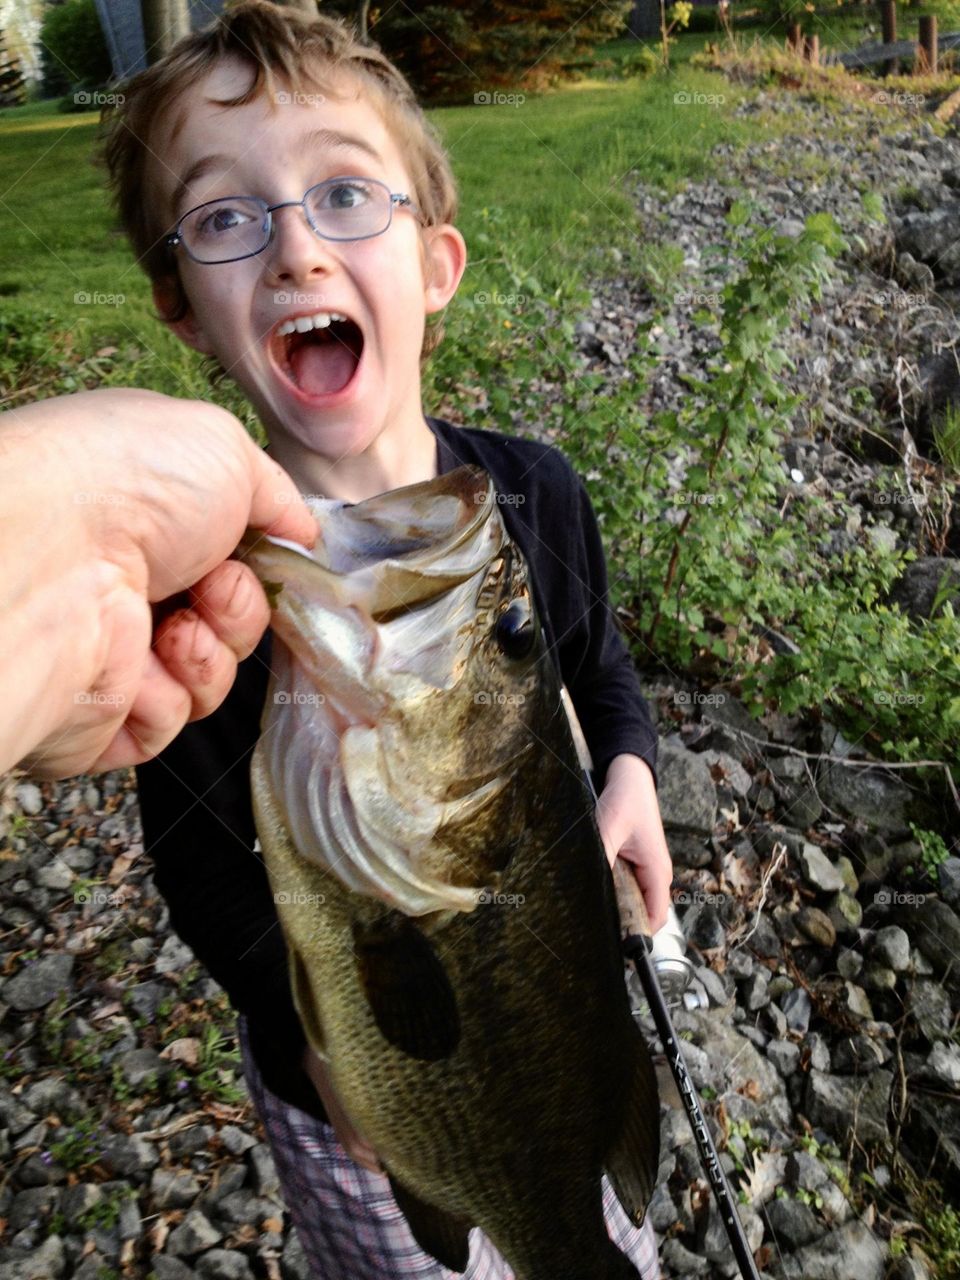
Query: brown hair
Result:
<box><xmin>100</xmin><ymin>0</ymin><xmax>458</xmax><ymax>362</ymax></box>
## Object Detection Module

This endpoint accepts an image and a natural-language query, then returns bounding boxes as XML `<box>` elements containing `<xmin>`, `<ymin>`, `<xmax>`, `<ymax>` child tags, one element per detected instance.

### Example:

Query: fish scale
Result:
<box><xmin>243</xmin><ymin>464</ymin><xmax>659</xmax><ymax>1280</ymax></box>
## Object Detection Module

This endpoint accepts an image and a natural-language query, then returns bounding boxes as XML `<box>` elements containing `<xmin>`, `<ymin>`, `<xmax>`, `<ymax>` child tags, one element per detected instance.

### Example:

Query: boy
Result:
<box><xmin>111</xmin><ymin>3</ymin><xmax>672</xmax><ymax>1275</ymax></box>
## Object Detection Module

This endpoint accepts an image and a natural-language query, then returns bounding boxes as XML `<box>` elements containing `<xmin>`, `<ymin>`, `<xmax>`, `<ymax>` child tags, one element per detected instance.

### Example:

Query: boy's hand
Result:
<box><xmin>596</xmin><ymin>753</ymin><xmax>673</xmax><ymax>934</ymax></box>
<box><xmin>2</xmin><ymin>389</ymin><xmax>317</xmax><ymax>778</ymax></box>
<box><xmin>302</xmin><ymin>1044</ymin><xmax>383</xmax><ymax>1175</ymax></box>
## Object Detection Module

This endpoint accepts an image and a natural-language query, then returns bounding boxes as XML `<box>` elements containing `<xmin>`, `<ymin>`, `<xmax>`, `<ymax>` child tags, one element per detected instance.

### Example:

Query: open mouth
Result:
<box><xmin>271</xmin><ymin>312</ymin><xmax>365</xmax><ymax>399</ymax></box>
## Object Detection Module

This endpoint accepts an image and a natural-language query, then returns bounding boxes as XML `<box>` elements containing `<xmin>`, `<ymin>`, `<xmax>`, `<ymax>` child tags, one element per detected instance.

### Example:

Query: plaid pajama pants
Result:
<box><xmin>238</xmin><ymin>1016</ymin><xmax>661</xmax><ymax>1280</ymax></box>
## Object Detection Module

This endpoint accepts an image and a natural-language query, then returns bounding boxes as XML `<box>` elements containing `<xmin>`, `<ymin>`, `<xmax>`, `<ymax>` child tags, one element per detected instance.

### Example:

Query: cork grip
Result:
<box><xmin>613</xmin><ymin>857</ymin><xmax>652</xmax><ymax>945</ymax></box>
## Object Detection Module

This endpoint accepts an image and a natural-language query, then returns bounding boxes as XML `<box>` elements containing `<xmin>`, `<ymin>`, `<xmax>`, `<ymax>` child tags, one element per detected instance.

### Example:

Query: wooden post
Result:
<box><xmin>879</xmin><ymin>0</ymin><xmax>899</xmax><ymax>76</ymax></box>
<box><xmin>787</xmin><ymin>22</ymin><xmax>803</xmax><ymax>53</ymax></box>
<box><xmin>803</xmin><ymin>32</ymin><xmax>819</xmax><ymax>64</ymax></box>
<box><xmin>918</xmin><ymin>14</ymin><xmax>938</xmax><ymax>74</ymax></box>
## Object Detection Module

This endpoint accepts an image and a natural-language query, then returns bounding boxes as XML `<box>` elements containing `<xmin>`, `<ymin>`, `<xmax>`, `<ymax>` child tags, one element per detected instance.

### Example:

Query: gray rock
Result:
<box><xmin>168</xmin><ymin>1125</ymin><xmax>215</xmax><ymax>1159</ymax></box>
<box><xmin>828</xmin><ymin>891</ymin><xmax>862</xmax><ymax>937</ymax></box>
<box><xmin>703</xmin><ymin>1197</ymin><xmax>764</xmax><ymax>1264</ymax></box>
<box><xmin>647</xmin><ymin>1182</ymin><xmax>679</xmax><ymax>1232</ymax></box>
<box><xmin>18</xmin><ymin>1154</ymin><xmax>68</xmax><ymax>1187</ymax></box>
<box><xmin>155</xmin><ymin>934</ymin><xmax>196</xmax><ymax>976</ymax></box>
<box><xmin>117</xmin><ymin>1047</ymin><xmax>169</xmax><ymax>1089</ymax></box>
<box><xmin>777</xmin><ymin>1218</ymin><xmax>888</xmax><ymax>1280</ymax></box>
<box><xmin>787</xmin><ymin>1148</ymin><xmax>829</xmax><ymax>1191</ymax></box>
<box><xmin>924</xmin><ymin>1041</ymin><xmax>960</xmax><ymax>1088</ymax></box>
<box><xmin>0</xmin><ymin>1235</ymin><xmax>67</xmax><ymax>1279</ymax></box>
<box><xmin>195</xmin><ymin>1249</ymin><xmax>255</xmax><ymax>1280</ymax></box>
<box><xmin>870</xmin><ymin>925</ymin><xmax>910</xmax><ymax>971</ymax></box>
<box><xmin>22</xmin><ymin>1078</ymin><xmax>85</xmax><ymax>1122</ymax></box>
<box><xmin>672</xmin><ymin>1009</ymin><xmax>792</xmax><ymax>1127</ymax></box>
<box><xmin>15</xmin><ymin>783</ymin><xmax>44</xmax><ymax>816</ymax></box>
<box><xmin>3</xmin><ymin>954</ymin><xmax>74</xmax><ymax>1011</ymax></box>
<box><xmin>102</xmin><ymin>1133</ymin><xmax>159</xmax><ymax>1178</ymax></box>
<box><xmin>837</xmin><ymin>950</ymin><xmax>863</xmax><ymax>980</ymax></box>
<box><xmin>832</xmin><ymin>1035</ymin><xmax>892</xmax><ymax>1074</ymax></box>
<box><xmin>218</xmin><ymin>1125</ymin><xmax>257</xmax><ymax>1157</ymax></box>
<box><xmin>696</xmin><ymin>966</ymin><xmax>732</xmax><ymax>1008</ymax></box>
<box><xmin>764</xmin><ymin>1194</ymin><xmax>822</xmax><ymax>1249</ymax></box>
<box><xmin>280</xmin><ymin>1230</ymin><xmax>314</xmax><ymax>1280</ymax></box>
<box><xmin>152</xmin><ymin>1258</ymin><xmax>197</xmax><ymax>1280</ymax></box>
<box><xmin>799</xmin><ymin>844</ymin><xmax>845</xmax><ymax>893</ymax></box>
<box><xmin>661</xmin><ymin>1237</ymin><xmax>711</xmax><ymax>1276</ymax></box>
<box><xmin>863</xmin><ymin>965</ymin><xmax>898</xmax><ymax>996</ymax></box>
<box><xmin>150</xmin><ymin>1167</ymin><xmax>202</xmax><ymax>1210</ymax></box>
<box><xmin>939</xmin><ymin>857</ymin><xmax>960</xmax><ymax>908</ymax></box>
<box><xmin>804</xmin><ymin>1070</ymin><xmax>892</xmax><ymax>1146</ymax></box>
<box><xmin>699</xmin><ymin>749</ymin><xmax>753</xmax><ymax>796</ymax></box>
<box><xmin>807</xmin><ymin>1033</ymin><xmax>831</xmax><ymax>1073</ymax></box>
<box><xmin>8</xmin><ymin>1187</ymin><xmax>60</xmax><ymax>1233</ymax></box>
<box><xmin>166</xmin><ymin>1209</ymin><xmax>223</xmax><ymax>1256</ymax></box>
<box><xmin>781</xmin><ymin>988</ymin><xmax>811</xmax><ymax>1034</ymax></box>
<box><xmin>126</xmin><ymin>981</ymin><xmax>167</xmax><ymax>1021</ymax></box>
<box><xmin>743</xmin><ymin>970</ymin><xmax>770</xmax><ymax>1011</ymax></box>
<box><xmin>889</xmin><ymin>556</ymin><xmax>960</xmax><ymax>619</ymax></box>
<box><xmin>34</xmin><ymin>862</ymin><xmax>74</xmax><ymax>891</ymax></box>
<box><xmin>247</xmin><ymin>1143</ymin><xmax>281</xmax><ymax>1198</ymax></box>
<box><xmin>835</xmin><ymin>856</ymin><xmax>859</xmax><ymax>894</ymax></box>
<box><xmin>657</xmin><ymin>741</ymin><xmax>718</xmax><ymax>835</ymax></box>
<box><xmin>912</xmin><ymin>898</ymin><xmax>960</xmax><ymax>992</ymax></box>
<box><xmin>844</xmin><ymin>983</ymin><xmax>874</xmax><ymax>1021</ymax></box>
<box><xmin>688</xmin><ymin>903</ymin><xmax>726</xmax><ymax>951</ymax></box>
<box><xmin>767</xmin><ymin>1039</ymin><xmax>800</xmax><ymax>1078</ymax></box>
<box><xmin>796</xmin><ymin>906</ymin><xmax>837</xmax><ymax>948</ymax></box>
<box><xmin>816</xmin><ymin>763</ymin><xmax>910</xmax><ymax>833</ymax></box>
<box><xmin>909</xmin><ymin>978</ymin><xmax>952</xmax><ymax>1041</ymax></box>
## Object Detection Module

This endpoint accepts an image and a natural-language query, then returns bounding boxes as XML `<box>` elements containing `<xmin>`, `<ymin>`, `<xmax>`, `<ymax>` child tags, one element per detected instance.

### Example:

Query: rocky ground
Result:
<box><xmin>1</xmin><ymin>82</ymin><xmax>959</xmax><ymax>1280</ymax></box>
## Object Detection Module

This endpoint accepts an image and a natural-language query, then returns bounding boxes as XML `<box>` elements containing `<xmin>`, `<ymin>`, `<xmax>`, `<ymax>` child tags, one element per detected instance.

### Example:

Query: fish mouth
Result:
<box><xmin>268</xmin><ymin>308</ymin><xmax>365</xmax><ymax>402</ymax></box>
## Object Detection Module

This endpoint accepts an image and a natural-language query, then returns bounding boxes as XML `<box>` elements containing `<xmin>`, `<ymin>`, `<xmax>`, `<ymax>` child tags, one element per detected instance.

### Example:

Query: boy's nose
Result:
<box><xmin>264</xmin><ymin>203</ymin><xmax>340</xmax><ymax>282</ymax></box>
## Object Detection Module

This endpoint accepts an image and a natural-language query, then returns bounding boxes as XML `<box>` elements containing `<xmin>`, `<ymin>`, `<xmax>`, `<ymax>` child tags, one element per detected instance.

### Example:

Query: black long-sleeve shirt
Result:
<box><xmin>135</xmin><ymin>418</ymin><xmax>657</xmax><ymax>1119</ymax></box>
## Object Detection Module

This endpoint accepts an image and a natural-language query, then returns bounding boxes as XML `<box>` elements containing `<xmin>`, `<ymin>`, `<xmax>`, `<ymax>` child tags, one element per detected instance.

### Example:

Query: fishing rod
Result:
<box><xmin>559</xmin><ymin>688</ymin><xmax>761</xmax><ymax>1280</ymax></box>
<box><xmin>612</xmin><ymin>860</ymin><xmax>762</xmax><ymax>1280</ymax></box>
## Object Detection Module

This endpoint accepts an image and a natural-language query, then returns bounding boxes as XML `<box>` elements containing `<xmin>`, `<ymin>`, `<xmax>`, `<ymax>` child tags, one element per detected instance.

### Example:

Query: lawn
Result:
<box><xmin>0</xmin><ymin>40</ymin><xmax>766</xmax><ymax>416</ymax></box>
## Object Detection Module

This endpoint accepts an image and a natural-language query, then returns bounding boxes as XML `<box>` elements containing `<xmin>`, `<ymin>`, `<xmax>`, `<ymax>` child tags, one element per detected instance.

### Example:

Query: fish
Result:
<box><xmin>240</xmin><ymin>464</ymin><xmax>660</xmax><ymax>1280</ymax></box>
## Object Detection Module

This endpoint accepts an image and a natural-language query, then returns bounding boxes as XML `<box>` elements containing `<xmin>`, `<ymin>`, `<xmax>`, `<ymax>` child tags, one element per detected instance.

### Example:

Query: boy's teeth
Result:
<box><xmin>277</xmin><ymin>311</ymin><xmax>347</xmax><ymax>338</ymax></box>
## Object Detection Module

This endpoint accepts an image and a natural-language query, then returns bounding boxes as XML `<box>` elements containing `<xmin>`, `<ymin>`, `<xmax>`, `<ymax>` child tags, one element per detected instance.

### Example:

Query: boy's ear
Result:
<box><xmin>421</xmin><ymin>225</ymin><xmax>467</xmax><ymax>317</ymax></box>
<box><xmin>152</xmin><ymin>276</ymin><xmax>215</xmax><ymax>355</ymax></box>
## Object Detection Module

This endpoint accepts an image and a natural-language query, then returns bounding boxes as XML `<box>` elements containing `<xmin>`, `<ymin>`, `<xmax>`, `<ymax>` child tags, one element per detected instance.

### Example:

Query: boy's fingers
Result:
<box><xmin>619</xmin><ymin>852</ymin><xmax>671</xmax><ymax>935</ymax></box>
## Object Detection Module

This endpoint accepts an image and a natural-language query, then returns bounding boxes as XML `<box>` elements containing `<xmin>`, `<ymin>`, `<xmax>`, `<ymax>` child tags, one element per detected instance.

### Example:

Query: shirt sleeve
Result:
<box><xmin>549</xmin><ymin>465</ymin><xmax>659</xmax><ymax>791</ymax></box>
<box><xmin>134</xmin><ymin>637</ymin><xmax>326</xmax><ymax>1119</ymax></box>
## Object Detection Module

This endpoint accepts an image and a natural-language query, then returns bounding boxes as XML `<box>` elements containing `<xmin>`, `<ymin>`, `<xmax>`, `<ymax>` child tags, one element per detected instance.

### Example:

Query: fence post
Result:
<box><xmin>918</xmin><ymin>14</ymin><xmax>938</xmax><ymax>74</ymax></box>
<box><xmin>879</xmin><ymin>0</ymin><xmax>899</xmax><ymax>75</ymax></box>
<box><xmin>787</xmin><ymin>22</ymin><xmax>802</xmax><ymax>53</ymax></box>
<box><xmin>804</xmin><ymin>32</ymin><xmax>820</xmax><ymax>64</ymax></box>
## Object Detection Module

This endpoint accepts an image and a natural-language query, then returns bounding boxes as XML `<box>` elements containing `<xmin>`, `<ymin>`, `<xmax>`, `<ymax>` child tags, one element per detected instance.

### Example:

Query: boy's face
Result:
<box><xmin>150</xmin><ymin>58</ymin><xmax>465</xmax><ymax>466</ymax></box>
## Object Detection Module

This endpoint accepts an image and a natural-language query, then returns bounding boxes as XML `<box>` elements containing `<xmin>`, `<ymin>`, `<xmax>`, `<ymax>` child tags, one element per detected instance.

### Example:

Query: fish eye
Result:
<box><xmin>495</xmin><ymin>599</ymin><xmax>535</xmax><ymax>660</ymax></box>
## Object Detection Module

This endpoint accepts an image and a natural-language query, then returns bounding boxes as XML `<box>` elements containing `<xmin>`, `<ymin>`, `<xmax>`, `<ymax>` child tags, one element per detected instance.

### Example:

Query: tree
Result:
<box><xmin>140</xmin><ymin>0</ymin><xmax>189</xmax><ymax>64</ymax></box>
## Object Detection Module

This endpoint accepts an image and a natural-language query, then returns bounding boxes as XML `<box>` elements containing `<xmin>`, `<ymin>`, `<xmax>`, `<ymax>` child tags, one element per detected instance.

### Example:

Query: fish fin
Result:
<box><xmin>388</xmin><ymin>1174</ymin><xmax>472</xmax><ymax>1272</ymax></box>
<box><xmin>353</xmin><ymin>916</ymin><xmax>460</xmax><ymax>1060</ymax></box>
<box><xmin>605</xmin><ymin>1025</ymin><xmax>660</xmax><ymax>1226</ymax></box>
<box><xmin>290</xmin><ymin>948</ymin><xmax>327</xmax><ymax>1059</ymax></box>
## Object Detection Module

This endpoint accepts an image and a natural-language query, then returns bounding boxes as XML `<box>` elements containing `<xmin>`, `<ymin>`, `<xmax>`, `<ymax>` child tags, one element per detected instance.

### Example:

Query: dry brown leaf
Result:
<box><xmin>160</xmin><ymin>1037</ymin><xmax>201</xmax><ymax>1068</ymax></box>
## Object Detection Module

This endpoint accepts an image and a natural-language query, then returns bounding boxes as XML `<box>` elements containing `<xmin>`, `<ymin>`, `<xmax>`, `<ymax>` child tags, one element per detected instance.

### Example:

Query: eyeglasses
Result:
<box><xmin>165</xmin><ymin>176</ymin><xmax>422</xmax><ymax>265</ymax></box>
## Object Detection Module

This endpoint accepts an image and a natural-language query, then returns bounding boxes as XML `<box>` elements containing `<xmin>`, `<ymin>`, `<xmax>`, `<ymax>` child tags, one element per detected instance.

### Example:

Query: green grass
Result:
<box><xmin>0</xmin><ymin>45</ymin><xmax>764</xmax><ymax>412</ymax></box>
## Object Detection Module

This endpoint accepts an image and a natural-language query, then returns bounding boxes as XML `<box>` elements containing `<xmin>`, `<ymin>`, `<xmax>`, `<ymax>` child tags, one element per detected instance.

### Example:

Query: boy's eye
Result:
<box><xmin>321</xmin><ymin>181</ymin><xmax>372</xmax><ymax>211</ymax></box>
<box><xmin>195</xmin><ymin>202</ymin><xmax>258</xmax><ymax>237</ymax></box>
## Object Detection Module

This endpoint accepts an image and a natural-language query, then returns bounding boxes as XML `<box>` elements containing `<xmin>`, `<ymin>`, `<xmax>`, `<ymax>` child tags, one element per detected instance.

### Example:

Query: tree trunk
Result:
<box><xmin>357</xmin><ymin>0</ymin><xmax>372</xmax><ymax>41</ymax></box>
<box><xmin>140</xmin><ymin>0</ymin><xmax>190</xmax><ymax>64</ymax></box>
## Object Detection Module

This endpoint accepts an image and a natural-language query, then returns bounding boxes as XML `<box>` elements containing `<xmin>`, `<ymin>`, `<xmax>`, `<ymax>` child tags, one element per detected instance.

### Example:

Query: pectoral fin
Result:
<box><xmin>353</xmin><ymin>915</ymin><xmax>460</xmax><ymax>1060</ymax></box>
<box><xmin>389</xmin><ymin>1174</ymin><xmax>472</xmax><ymax>1272</ymax></box>
<box><xmin>605</xmin><ymin>1025</ymin><xmax>660</xmax><ymax>1226</ymax></box>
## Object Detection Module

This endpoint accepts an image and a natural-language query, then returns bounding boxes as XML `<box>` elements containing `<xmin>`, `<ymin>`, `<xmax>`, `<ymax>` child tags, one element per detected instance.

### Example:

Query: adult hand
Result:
<box><xmin>1</xmin><ymin>388</ymin><xmax>316</xmax><ymax>778</ymax></box>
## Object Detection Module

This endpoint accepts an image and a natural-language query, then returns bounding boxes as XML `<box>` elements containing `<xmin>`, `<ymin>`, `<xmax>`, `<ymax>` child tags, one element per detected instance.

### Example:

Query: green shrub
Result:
<box><xmin>39</xmin><ymin>0</ymin><xmax>111</xmax><ymax>102</ymax></box>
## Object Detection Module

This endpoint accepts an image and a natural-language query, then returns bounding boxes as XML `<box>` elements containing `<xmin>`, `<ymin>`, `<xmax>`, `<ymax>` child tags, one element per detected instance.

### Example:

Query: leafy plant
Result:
<box><xmin>910</xmin><ymin>823</ymin><xmax>951</xmax><ymax>879</ymax></box>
